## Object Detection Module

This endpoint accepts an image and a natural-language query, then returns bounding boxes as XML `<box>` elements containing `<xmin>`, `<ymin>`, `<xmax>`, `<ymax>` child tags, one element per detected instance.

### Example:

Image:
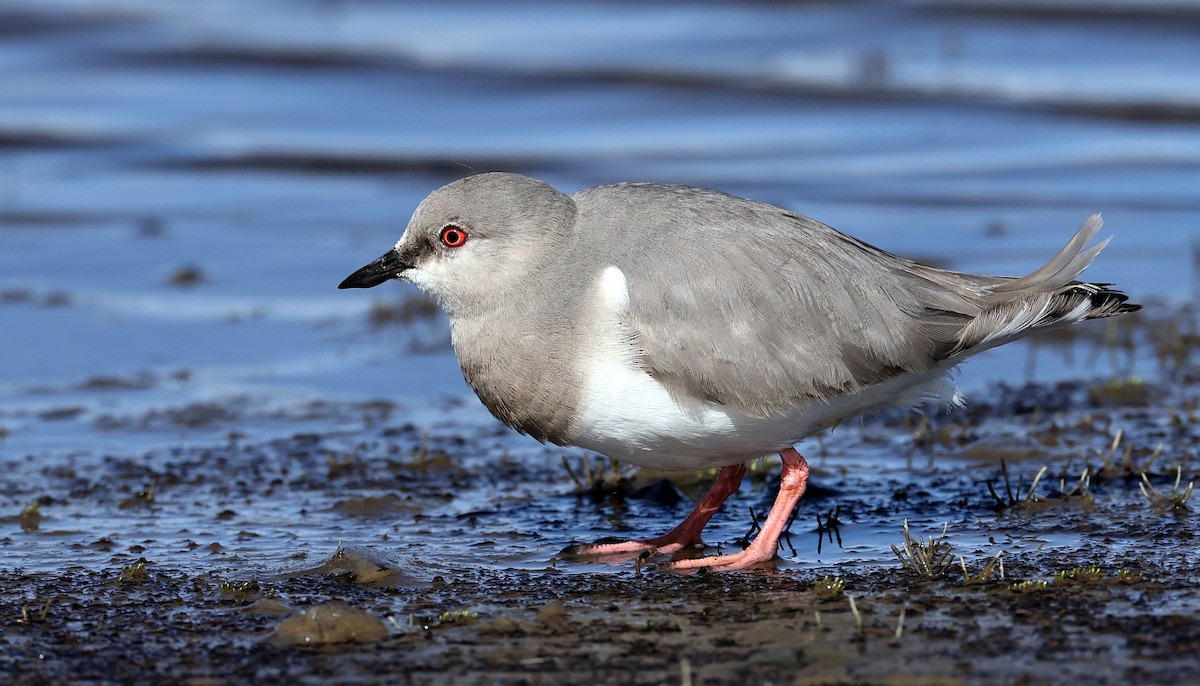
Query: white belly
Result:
<box><xmin>565</xmin><ymin>352</ymin><xmax>958</xmax><ymax>471</ymax></box>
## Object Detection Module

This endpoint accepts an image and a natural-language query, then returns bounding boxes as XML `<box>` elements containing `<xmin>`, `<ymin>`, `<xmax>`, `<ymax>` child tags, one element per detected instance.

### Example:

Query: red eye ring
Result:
<box><xmin>439</xmin><ymin>225</ymin><xmax>468</xmax><ymax>248</ymax></box>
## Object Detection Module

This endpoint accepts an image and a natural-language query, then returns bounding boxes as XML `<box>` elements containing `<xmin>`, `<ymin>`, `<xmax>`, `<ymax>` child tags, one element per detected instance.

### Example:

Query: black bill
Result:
<box><xmin>338</xmin><ymin>249</ymin><xmax>412</xmax><ymax>289</ymax></box>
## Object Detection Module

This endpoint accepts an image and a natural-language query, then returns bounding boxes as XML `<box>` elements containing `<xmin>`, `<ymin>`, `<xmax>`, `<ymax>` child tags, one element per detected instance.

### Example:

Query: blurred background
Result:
<box><xmin>1</xmin><ymin>0</ymin><xmax>1197</xmax><ymax>463</ymax></box>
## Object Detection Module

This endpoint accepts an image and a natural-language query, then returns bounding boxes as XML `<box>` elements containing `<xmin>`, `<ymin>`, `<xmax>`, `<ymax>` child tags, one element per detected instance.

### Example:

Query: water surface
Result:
<box><xmin>1</xmin><ymin>0</ymin><xmax>1197</xmax><ymax>577</ymax></box>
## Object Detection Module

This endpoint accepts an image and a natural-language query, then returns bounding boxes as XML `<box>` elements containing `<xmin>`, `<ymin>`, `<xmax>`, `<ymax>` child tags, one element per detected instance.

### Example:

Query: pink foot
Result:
<box><xmin>563</xmin><ymin>463</ymin><xmax>747</xmax><ymax>559</ymax></box>
<box><xmin>666</xmin><ymin>448</ymin><xmax>810</xmax><ymax>572</ymax></box>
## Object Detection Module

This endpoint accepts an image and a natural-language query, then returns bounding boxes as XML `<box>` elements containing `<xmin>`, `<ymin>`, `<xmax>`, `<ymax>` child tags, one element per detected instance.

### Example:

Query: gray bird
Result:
<box><xmin>339</xmin><ymin>172</ymin><xmax>1138</xmax><ymax>571</ymax></box>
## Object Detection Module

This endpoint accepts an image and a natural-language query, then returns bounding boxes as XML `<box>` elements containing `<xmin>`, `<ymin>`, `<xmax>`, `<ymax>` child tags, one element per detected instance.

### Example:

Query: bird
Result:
<box><xmin>339</xmin><ymin>172</ymin><xmax>1139</xmax><ymax>571</ymax></box>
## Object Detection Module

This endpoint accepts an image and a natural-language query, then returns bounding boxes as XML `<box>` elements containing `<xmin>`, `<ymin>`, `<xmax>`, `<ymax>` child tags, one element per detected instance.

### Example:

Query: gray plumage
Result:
<box><xmin>572</xmin><ymin>182</ymin><xmax>1130</xmax><ymax>418</ymax></box>
<box><xmin>340</xmin><ymin>172</ymin><xmax>1138</xmax><ymax>451</ymax></box>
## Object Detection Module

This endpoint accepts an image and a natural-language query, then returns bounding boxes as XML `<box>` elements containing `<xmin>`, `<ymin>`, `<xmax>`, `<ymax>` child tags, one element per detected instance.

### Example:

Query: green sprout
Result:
<box><xmin>1116</xmin><ymin>569</ymin><xmax>1143</xmax><ymax>584</ymax></box>
<box><xmin>437</xmin><ymin>609</ymin><xmax>479</xmax><ymax>626</ymax></box>
<box><xmin>1053</xmin><ymin>565</ymin><xmax>1104</xmax><ymax>585</ymax></box>
<box><xmin>814</xmin><ymin>575</ymin><xmax>845</xmax><ymax>599</ymax></box>
<box><xmin>1009</xmin><ymin>579</ymin><xmax>1049</xmax><ymax>593</ymax></box>
<box><xmin>19</xmin><ymin>501</ymin><xmax>41</xmax><ymax>532</ymax></box>
<box><xmin>118</xmin><ymin>560</ymin><xmax>148</xmax><ymax>583</ymax></box>
<box><xmin>217</xmin><ymin>579</ymin><xmax>273</xmax><ymax>601</ymax></box>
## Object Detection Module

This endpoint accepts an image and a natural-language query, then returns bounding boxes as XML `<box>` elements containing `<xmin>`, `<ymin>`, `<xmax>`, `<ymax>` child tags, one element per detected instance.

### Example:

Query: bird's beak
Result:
<box><xmin>338</xmin><ymin>249</ymin><xmax>413</xmax><ymax>289</ymax></box>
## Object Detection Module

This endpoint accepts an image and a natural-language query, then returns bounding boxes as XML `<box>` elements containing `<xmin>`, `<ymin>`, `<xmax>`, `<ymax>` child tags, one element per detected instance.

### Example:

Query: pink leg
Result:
<box><xmin>572</xmin><ymin>463</ymin><xmax>747</xmax><ymax>557</ymax></box>
<box><xmin>668</xmin><ymin>448</ymin><xmax>810</xmax><ymax>572</ymax></box>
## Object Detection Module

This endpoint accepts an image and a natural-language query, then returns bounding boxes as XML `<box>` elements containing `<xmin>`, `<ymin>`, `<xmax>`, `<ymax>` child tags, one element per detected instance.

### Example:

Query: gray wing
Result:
<box><xmin>572</xmin><ymin>184</ymin><xmax>1122</xmax><ymax>419</ymax></box>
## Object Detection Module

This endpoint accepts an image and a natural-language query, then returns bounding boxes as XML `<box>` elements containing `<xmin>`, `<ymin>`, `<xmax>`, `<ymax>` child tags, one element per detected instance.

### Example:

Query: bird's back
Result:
<box><xmin>564</xmin><ymin>183</ymin><xmax>1134</xmax><ymax>421</ymax></box>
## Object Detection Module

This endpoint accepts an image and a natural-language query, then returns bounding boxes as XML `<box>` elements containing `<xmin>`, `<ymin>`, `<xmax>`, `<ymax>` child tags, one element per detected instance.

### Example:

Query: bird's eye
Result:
<box><xmin>439</xmin><ymin>225</ymin><xmax>468</xmax><ymax>248</ymax></box>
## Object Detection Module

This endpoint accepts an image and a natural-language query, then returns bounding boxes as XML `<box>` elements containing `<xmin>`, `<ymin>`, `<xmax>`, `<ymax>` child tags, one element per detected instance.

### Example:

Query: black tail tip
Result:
<box><xmin>1087</xmin><ymin>288</ymin><xmax>1141</xmax><ymax>317</ymax></box>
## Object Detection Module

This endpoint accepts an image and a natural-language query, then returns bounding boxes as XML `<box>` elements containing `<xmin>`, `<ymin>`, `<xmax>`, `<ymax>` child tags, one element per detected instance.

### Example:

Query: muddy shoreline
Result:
<box><xmin>4</xmin><ymin>368</ymin><xmax>1198</xmax><ymax>685</ymax></box>
<box><xmin>5</xmin><ymin>550</ymin><xmax>1198</xmax><ymax>685</ymax></box>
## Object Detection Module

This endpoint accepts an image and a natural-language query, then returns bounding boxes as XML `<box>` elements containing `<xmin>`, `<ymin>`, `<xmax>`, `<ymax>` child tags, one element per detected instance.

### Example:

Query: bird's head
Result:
<box><xmin>338</xmin><ymin>172</ymin><xmax>576</xmax><ymax>315</ymax></box>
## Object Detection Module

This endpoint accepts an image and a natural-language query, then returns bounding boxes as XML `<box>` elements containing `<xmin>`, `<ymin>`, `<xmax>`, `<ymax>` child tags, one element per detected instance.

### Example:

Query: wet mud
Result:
<box><xmin>4</xmin><ymin>348</ymin><xmax>1198</xmax><ymax>685</ymax></box>
<box><xmin>6</xmin><ymin>553</ymin><xmax>1199</xmax><ymax>685</ymax></box>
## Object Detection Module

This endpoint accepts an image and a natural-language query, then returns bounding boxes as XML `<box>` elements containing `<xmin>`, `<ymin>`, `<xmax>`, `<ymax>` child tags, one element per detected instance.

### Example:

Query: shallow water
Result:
<box><xmin>2</xmin><ymin>0</ymin><xmax>1199</xmax><ymax>583</ymax></box>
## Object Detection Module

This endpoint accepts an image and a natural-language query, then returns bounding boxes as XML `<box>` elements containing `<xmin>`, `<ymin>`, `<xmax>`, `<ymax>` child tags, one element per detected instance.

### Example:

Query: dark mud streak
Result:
<box><xmin>152</xmin><ymin>153</ymin><xmax>558</xmax><ymax>178</ymax></box>
<box><xmin>0</xmin><ymin>211</ymin><xmax>118</xmax><ymax>227</ymax></box>
<box><xmin>0</xmin><ymin>9</ymin><xmax>139</xmax><ymax>38</ymax></box>
<box><xmin>0</xmin><ymin>130</ymin><xmax>126</xmax><ymax>150</ymax></box>
<box><xmin>93</xmin><ymin>45</ymin><xmax>1200</xmax><ymax>127</ymax></box>
<box><xmin>818</xmin><ymin>192</ymin><xmax>1200</xmax><ymax>212</ymax></box>
<box><xmin>109</xmin><ymin>46</ymin><xmax>401</xmax><ymax>71</ymax></box>
<box><xmin>917</xmin><ymin>1</ymin><xmax>1200</xmax><ymax>28</ymax></box>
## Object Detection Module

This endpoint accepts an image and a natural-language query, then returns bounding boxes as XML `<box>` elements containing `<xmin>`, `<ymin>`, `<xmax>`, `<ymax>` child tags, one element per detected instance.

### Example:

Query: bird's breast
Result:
<box><xmin>450</xmin><ymin>313</ymin><xmax>583</xmax><ymax>445</ymax></box>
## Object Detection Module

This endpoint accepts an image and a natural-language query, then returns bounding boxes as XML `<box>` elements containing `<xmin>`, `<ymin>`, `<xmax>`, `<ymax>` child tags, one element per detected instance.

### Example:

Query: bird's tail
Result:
<box><xmin>953</xmin><ymin>215</ymin><xmax>1139</xmax><ymax>354</ymax></box>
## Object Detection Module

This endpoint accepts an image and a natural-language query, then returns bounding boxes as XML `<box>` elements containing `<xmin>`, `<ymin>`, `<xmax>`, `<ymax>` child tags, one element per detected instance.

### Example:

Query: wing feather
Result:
<box><xmin>568</xmin><ymin>185</ymin><xmax>1128</xmax><ymax>419</ymax></box>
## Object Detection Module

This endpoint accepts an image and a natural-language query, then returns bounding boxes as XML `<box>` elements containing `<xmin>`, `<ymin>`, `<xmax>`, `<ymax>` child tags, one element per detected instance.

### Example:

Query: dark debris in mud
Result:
<box><xmin>3</xmin><ymin>553</ymin><xmax>1199</xmax><ymax>685</ymax></box>
<box><xmin>3</xmin><ymin>349</ymin><xmax>1200</xmax><ymax>683</ymax></box>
